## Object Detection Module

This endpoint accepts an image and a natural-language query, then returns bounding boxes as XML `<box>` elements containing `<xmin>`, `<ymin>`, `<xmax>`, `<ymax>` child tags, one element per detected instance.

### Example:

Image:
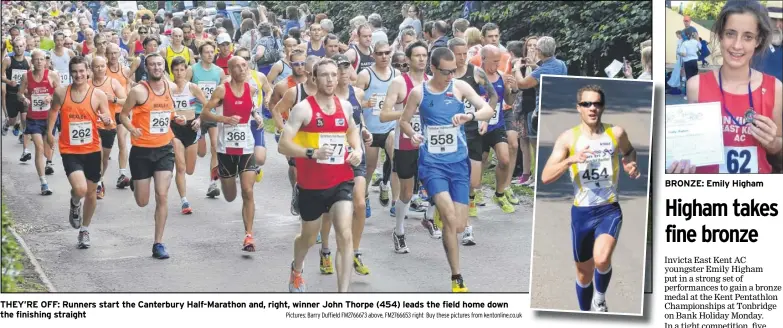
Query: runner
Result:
<box><xmin>46</xmin><ymin>55</ymin><xmax>113</xmax><ymax>248</ymax></box>
<box><xmin>161</xmin><ymin>28</ymin><xmax>195</xmax><ymax>81</ymax></box>
<box><xmin>191</xmin><ymin>41</ymin><xmax>227</xmax><ymax>198</ymax></box>
<box><xmin>478</xmin><ymin>45</ymin><xmax>518</xmax><ymax>213</ymax></box>
<box><xmin>266</xmin><ymin>37</ymin><xmax>298</xmax><ymax>85</ymax></box>
<box><xmin>85</xmin><ymin>33</ymin><xmax>108</xmax><ymax>67</ymax></box>
<box><xmin>198</xmin><ymin>55</ymin><xmax>262</xmax><ymax>251</ymax></box>
<box><xmin>130</xmin><ymin>36</ymin><xmax>160</xmax><ymax>83</ymax></box>
<box><xmin>399</xmin><ymin>47</ymin><xmax>496</xmax><ymax>292</ymax></box>
<box><xmin>278</xmin><ymin>58</ymin><xmax>364</xmax><ymax>292</ymax></box>
<box><xmin>300</xmin><ymin>23</ymin><xmax>325</xmax><ymax>57</ymax></box>
<box><xmin>273</xmin><ymin>54</ymin><xmax>320</xmax><ymax>216</ymax></box>
<box><xmin>89</xmin><ymin>56</ymin><xmax>126</xmax><ymax>199</ymax></box>
<box><xmin>354</xmin><ymin>40</ymin><xmax>399</xmax><ymax>212</ymax></box>
<box><xmin>540</xmin><ymin>84</ymin><xmax>642</xmax><ymax>311</ymax></box>
<box><xmin>51</xmin><ymin>32</ymin><xmax>76</xmax><ymax>87</ymax></box>
<box><xmin>345</xmin><ymin>24</ymin><xmax>375</xmax><ymax>74</ymax></box>
<box><xmin>231</xmin><ymin>47</ymin><xmax>272</xmax><ymax>181</ymax></box>
<box><xmin>119</xmin><ymin>53</ymin><xmax>187</xmax><ymax>259</ymax></box>
<box><xmin>379</xmin><ymin>40</ymin><xmax>438</xmax><ymax>251</ymax></box>
<box><xmin>318</xmin><ymin>53</ymin><xmax>373</xmax><ymax>275</ymax></box>
<box><xmin>215</xmin><ymin>33</ymin><xmax>233</xmax><ymax>75</ymax></box>
<box><xmin>450</xmin><ymin>37</ymin><xmax>497</xmax><ymax>243</ymax></box>
<box><xmin>105</xmin><ymin>43</ymin><xmax>133</xmax><ymax>188</ymax></box>
<box><xmin>2</xmin><ymin>37</ymin><xmax>31</xmax><ymax>141</ymax></box>
<box><xmin>18</xmin><ymin>49</ymin><xmax>60</xmax><ymax>195</ymax></box>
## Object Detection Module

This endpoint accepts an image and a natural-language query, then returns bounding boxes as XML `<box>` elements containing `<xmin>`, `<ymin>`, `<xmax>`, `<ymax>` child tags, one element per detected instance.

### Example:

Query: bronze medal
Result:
<box><xmin>744</xmin><ymin>108</ymin><xmax>756</xmax><ymax>125</ymax></box>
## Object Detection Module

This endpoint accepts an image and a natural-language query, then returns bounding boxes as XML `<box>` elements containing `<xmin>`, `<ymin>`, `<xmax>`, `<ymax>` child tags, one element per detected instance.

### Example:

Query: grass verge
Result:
<box><xmin>1</xmin><ymin>199</ymin><xmax>47</xmax><ymax>292</ymax></box>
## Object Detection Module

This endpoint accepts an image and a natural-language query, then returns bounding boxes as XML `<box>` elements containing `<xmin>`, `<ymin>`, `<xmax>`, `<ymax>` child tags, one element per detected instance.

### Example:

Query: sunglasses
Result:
<box><xmin>374</xmin><ymin>51</ymin><xmax>391</xmax><ymax>56</ymax></box>
<box><xmin>291</xmin><ymin>61</ymin><xmax>305</xmax><ymax>67</ymax></box>
<box><xmin>578</xmin><ymin>101</ymin><xmax>604</xmax><ymax>108</ymax></box>
<box><xmin>241</xmin><ymin>56</ymin><xmax>251</xmax><ymax>61</ymax></box>
<box><xmin>392</xmin><ymin>62</ymin><xmax>409</xmax><ymax>69</ymax></box>
<box><xmin>435</xmin><ymin>67</ymin><xmax>457</xmax><ymax>76</ymax></box>
<box><xmin>337</xmin><ymin>62</ymin><xmax>351</xmax><ymax>69</ymax></box>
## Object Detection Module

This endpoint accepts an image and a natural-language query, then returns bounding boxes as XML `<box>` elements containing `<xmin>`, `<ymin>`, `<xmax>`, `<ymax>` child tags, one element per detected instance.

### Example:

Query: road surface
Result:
<box><xmin>529</xmin><ymin>76</ymin><xmax>653</xmax><ymax>314</ymax></box>
<box><xmin>2</xmin><ymin>126</ymin><xmax>533</xmax><ymax>292</ymax></box>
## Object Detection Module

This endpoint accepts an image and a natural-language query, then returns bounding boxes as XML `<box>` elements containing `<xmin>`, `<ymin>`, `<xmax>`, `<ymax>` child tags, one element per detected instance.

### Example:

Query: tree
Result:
<box><xmin>683</xmin><ymin>1</ymin><xmax>725</xmax><ymax>20</ymax></box>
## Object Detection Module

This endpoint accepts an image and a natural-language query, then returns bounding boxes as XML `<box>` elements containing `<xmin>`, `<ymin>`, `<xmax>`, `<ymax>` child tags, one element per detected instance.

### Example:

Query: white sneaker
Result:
<box><xmin>462</xmin><ymin>226</ymin><xmax>476</xmax><ymax>246</ymax></box>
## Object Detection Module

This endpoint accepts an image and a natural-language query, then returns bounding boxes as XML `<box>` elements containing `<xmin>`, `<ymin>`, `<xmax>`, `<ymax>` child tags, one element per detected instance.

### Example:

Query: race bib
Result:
<box><xmin>403</xmin><ymin>115</ymin><xmax>421</xmax><ymax>139</ymax></box>
<box><xmin>68</xmin><ymin>121</ymin><xmax>93</xmax><ymax>145</ymax></box>
<box><xmin>317</xmin><ymin>132</ymin><xmax>346</xmax><ymax>165</ymax></box>
<box><xmin>720</xmin><ymin>146</ymin><xmax>758</xmax><ymax>174</ymax></box>
<box><xmin>463</xmin><ymin>98</ymin><xmax>475</xmax><ymax>113</ymax></box>
<box><xmin>427</xmin><ymin>125</ymin><xmax>458</xmax><ymax>154</ymax></box>
<box><xmin>149</xmin><ymin>111</ymin><xmax>171</xmax><ymax>134</ymax></box>
<box><xmin>172</xmin><ymin>95</ymin><xmax>191</xmax><ymax>110</ymax></box>
<box><xmin>578</xmin><ymin>151</ymin><xmax>613</xmax><ymax>189</ymax></box>
<box><xmin>11</xmin><ymin>69</ymin><xmax>25</xmax><ymax>84</ymax></box>
<box><xmin>223</xmin><ymin>124</ymin><xmax>249</xmax><ymax>148</ymax></box>
<box><xmin>31</xmin><ymin>93</ymin><xmax>50</xmax><ymax>112</ymax></box>
<box><xmin>59</xmin><ymin>72</ymin><xmax>72</xmax><ymax>86</ymax></box>
<box><xmin>488</xmin><ymin>103</ymin><xmax>500</xmax><ymax>125</ymax></box>
<box><xmin>371</xmin><ymin>94</ymin><xmax>384</xmax><ymax>116</ymax></box>
<box><xmin>198</xmin><ymin>81</ymin><xmax>217</xmax><ymax>100</ymax></box>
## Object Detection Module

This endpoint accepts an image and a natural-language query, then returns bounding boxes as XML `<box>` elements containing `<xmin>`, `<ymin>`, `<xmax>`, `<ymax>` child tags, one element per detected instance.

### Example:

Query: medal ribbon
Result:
<box><xmin>718</xmin><ymin>66</ymin><xmax>754</xmax><ymax>127</ymax></box>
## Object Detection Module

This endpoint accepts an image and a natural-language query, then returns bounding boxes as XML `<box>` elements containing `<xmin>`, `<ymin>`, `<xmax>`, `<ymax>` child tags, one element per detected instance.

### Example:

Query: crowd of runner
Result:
<box><xmin>1</xmin><ymin>0</ymin><xmax>564</xmax><ymax>293</ymax></box>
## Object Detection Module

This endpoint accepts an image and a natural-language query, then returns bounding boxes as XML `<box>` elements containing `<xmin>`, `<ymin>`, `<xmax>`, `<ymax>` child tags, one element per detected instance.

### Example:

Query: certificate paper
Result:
<box><xmin>604</xmin><ymin>60</ymin><xmax>623</xmax><ymax>78</ymax></box>
<box><xmin>665</xmin><ymin>102</ymin><xmax>724</xmax><ymax>168</ymax></box>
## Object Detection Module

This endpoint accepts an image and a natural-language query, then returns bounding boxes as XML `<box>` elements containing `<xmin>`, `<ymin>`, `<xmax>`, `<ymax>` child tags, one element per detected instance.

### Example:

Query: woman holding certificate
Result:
<box><xmin>668</xmin><ymin>0</ymin><xmax>783</xmax><ymax>174</ymax></box>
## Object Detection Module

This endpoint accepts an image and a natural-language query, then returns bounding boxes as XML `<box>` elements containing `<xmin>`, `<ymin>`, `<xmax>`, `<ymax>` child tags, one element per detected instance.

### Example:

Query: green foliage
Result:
<box><xmin>683</xmin><ymin>0</ymin><xmax>768</xmax><ymax>20</ymax></box>
<box><xmin>1</xmin><ymin>202</ymin><xmax>23</xmax><ymax>293</ymax></box>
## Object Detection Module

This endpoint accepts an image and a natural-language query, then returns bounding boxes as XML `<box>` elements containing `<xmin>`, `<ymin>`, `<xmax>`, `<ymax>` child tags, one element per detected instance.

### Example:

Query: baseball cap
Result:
<box><xmin>768</xmin><ymin>1</ymin><xmax>782</xmax><ymax>20</ymax></box>
<box><xmin>216</xmin><ymin>32</ymin><xmax>231</xmax><ymax>45</ymax></box>
<box><xmin>331</xmin><ymin>54</ymin><xmax>350</xmax><ymax>66</ymax></box>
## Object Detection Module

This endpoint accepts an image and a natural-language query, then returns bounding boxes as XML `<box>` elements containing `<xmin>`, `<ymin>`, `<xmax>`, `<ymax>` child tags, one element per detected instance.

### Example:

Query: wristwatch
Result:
<box><xmin>305</xmin><ymin>148</ymin><xmax>314</xmax><ymax>159</ymax></box>
<box><xmin>113</xmin><ymin>96</ymin><xmax>118</xmax><ymax>103</ymax></box>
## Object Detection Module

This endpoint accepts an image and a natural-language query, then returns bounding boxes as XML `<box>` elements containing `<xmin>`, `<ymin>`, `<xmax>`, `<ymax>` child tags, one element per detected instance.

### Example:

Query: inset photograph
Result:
<box><xmin>529</xmin><ymin>75</ymin><xmax>653</xmax><ymax>315</ymax></box>
<box><xmin>664</xmin><ymin>1</ymin><xmax>782</xmax><ymax>174</ymax></box>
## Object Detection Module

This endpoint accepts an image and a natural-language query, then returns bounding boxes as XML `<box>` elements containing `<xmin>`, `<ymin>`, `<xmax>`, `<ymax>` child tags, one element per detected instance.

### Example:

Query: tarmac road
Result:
<box><xmin>2</xmin><ymin>125</ymin><xmax>533</xmax><ymax>293</ymax></box>
<box><xmin>529</xmin><ymin>76</ymin><xmax>653</xmax><ymax>314</ymax></box>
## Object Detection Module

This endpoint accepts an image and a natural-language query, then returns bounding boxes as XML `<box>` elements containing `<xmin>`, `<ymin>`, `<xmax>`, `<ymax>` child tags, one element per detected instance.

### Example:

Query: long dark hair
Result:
<box><xmin>712</xmin><ymin>0</ymin><xmax>772</xmax><ymax>57</ymax></box>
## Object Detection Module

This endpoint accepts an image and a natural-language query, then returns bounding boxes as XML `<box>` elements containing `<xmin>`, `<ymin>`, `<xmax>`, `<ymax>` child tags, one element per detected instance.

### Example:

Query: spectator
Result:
<box><xmin>423</xmin><ymin>20</ymin><xmax>434</xmax><ymax>44</ymax></box>
<box><xmin>283</xmin><ymin>6</ymin><xmax>300</xmax><ymax>36</ymax></box>
<box><xmin>239</xmin><ymin>18</ymin><xmax>260</xmax><ymax>58</ymax></box>
<box><xmin>216</xmin><ymin>1</ymin><xmax>229</xmax><ymax>19</ymax></box>
<box><xmin>392</xmin><ymin>27</ymin><xmax>416</xmax><ymax>53</ymax></box>
<box><xmin>465</xmin><ymin>27</ymin><xmax>482</xmax><ymax>60</ymax></box>
<box><xmin>315</xmin><ymin>13</ymin><xmax>327</xmax><ymax>24</ymax></box>
<box><xmin>516</xmin><ymin>36</ymin><xmax>568</xmax><ymax>110</ymax></box>
<box><xmin>348</xmin><ymin>15</ymin><xmax>367</xmax><ymax>46</ymax></box>
<box><xmin>752</xmin><ymin>1</ymin><xmax>782</xmax><ymax>83</ymax></box>
<box><xmin>452</xmin><ymin>18</ymin><xmax>469</xmax><ymax>39</ymax></box>
<box><xmin>399</xmin><ymin>3</ymin><xmax>422</xmax><ymax>37</ymax></box>
<box><xmin>320</xmin><ymin>18</ymin><xmax>334</xmax><ymax>34</ymax></box>
<box><xmin>678</xmin><ymin>30</ymin><xmax>700</xmax><ymax>82</ymax></box>
<box><xmin>682</xmin><ymin>15</ymin><xmax>697</xmax><ymax>39</ymax></box>
<box><xmin>470</xmin><ymin>23</ymin><xmax>510</xmax><ymax>72</ymax></box>
<box><xmin>625</xmin><ymin>45</ymin><xmax>652</xmax><ymax>80</ymax></box>
<box><xmin>368</xmin><ymin>13</ymin><xmax>388</xmax><ymax>47</ymax></box>
<box><xmin>235</xmin><ymin>10</ymin><xmax>256</xmax><ymax>42</ymax></box>
<box><xmin>298</xmin><ymin>4</ymin><xmax>310</xmax><ymax>29</ymax></box>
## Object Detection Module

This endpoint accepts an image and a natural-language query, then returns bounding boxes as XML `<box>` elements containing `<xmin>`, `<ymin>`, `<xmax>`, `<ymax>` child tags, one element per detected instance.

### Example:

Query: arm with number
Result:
<box><xmin>399</xmin><ymin>86</ymin><xmax>421</xmax><ymax>139</ymax></box>
<box><xmin>198</xmin><ymin>84</ymin><xmax>227</xmax><ymax>123</ymax></box>
<box><xmin>458</xmin><ymin>80</ymin><xmax>493</xmax><ymax>121</ymax></box>
<box><xmin>277</xmin><ymin>101</ymin><xmax>311</xmax><ymax>158</ymax></box>
<box><xmin>541</xmin><ymin>131</ymin><xmax>576</xmax><ymax>184</ymax></box>
<box><xmin>379</xmin><ymin>78</ymin><xmax>403</xmax><ymax>123</ymax></box>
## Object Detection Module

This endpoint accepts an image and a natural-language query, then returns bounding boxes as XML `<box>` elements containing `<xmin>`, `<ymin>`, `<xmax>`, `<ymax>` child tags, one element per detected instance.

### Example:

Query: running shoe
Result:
<box><xmin>12</xmin><ymin>123</ymin><xmax>20</xmax><ymax>136</ymax></box>
<box><xmin>41</xmin><ymin>184</ymin><xmax>52</xmax><ymax>196</ymax></box>
<box><xmin>474</xmin><ymin>190</ymin><xmax>486</xmax><ymax>206</ymax></box>
<box><xmin>116</xmin><ymin>174</ymin><xmax>130</xmax><ymax>189</ymax></box>
<box><xmin>316</xmin><ymin>232</ymin><xmax>321</xmax><ymax>244</ymax></box>
<box><xmin>505</xmin><ymin>188</ymin><xmax>520</xmax><ymax>205</ymax></box>
<box><xmin>96</xmin><ymin>182</ymin><xmax>105</xmax><ymax>199</ymax></box>
<box><xmin>206</xmin><ymin>183</ymin><xmax>221</xmax><ymax>198</ymax></box>
<box><xmin>255</xmin><ymin>166</ymin><xmax>263</xmax><ymax>183</ymax></box>
<box><xmin>522</xmin><ymin>175</ymin><xmax>536</xmax><ymax>187</ymax></box>
<box><xmin>462</xmin><ymin>225</ymin><xmax>476</xmax><ymax>246</ymax></box>
<box><xmin>512</xmin><ymin>174</ymin><xmax>530</xmax><ymax>186</ymax></box>
<box><xmin>181</xmin><ymin>201</ymin><xmax>193</xmax><ymax>215</ymax></box>
<box><xmin>371</xmin><ymin>172</ymin><xmax>381</xmax><ymax>187</ymax></box>
<box><xmin>45</xmin><ymin>162</ymin><xmax>54</xmax><ymax>175</ymax></box>
<box><xmin>392</xmin><ymin>230</ymin><xmax>409</xmax><ymax>254</ymax></box>
<box><xmin>242</xmin><ymin>235</ymin><xmax>256</xmax><ymax>252</ymax></box>
<box><xmin>77</xmin><ymin>230</ymin><xmax>90</xmax><ymax>249</ymax></box>
<box><xmin>319</xmin><ymin>250</ymin><xmax>333</xmax><ymax>274</ymax></box>
<box><xmin>20</xmin><ymin>151</ymin><xmax>31</xmax><ymax>162</ymax></box>
<box><xmin>353</xmin><ymin>253</ymin><xmax>370</xmax><ymax>275</ymax></box>
<box><xmin>409</xmin><ymin>197</ymin><xmax>428</xmax><ymax>212</ymax></box>
<box><xmin>493</xmin><ymin>194</ymin><xmax>515</xmax><ymax>213</ymax></box>
<box><xmin>290</xmin><ymin>185</ymin><xmax>300</xmax><ymax>216</ymax></box>
<box><xmin>69</xmin><ymin>199</ymin><xmax>82</xmax><ymax>229</ymax></box>
<box><xmin>289</xmin><ymin>262</ymin><xmax>306</xmax><ymax>292</ymax></box>
<box><xmin>379</xmin><ymin>183</ymin><xmax>390</xmax><ymax>207</ymax></box>
<box><xmin>1</xmin><ymin>121</ymin><xmax>8</xmax><ymax>136</ymax></box>
<box><xmin>592</xmin><ymin>298</ymin><xmax>608</xmax><ymax>312</ymax></box>
<box><xmin>18</xmin><ymin>134</ymin><xmax>22</xmax><ymax>143</ymax></box>
<box><xmin>365</xmin><ymin>197</ymin><xmax>371</xmax><ymax>218</ymax></box>
<box><xmin>468</xmin><ymin>198</ymin><xmax>478</xmax><ymax>217</ymax></box>
<box><xmin>424</xmin><ymin>208</ymin><xmax>443</xmax><ymax>238</ymax></box>
<box><xmin>452</xmin><ymin>276</ymin><xmax>469</xmax><ymax>293</ymax></box>
<box><xmin>152</xmin><ymin>243</ymin><xmax>170</xmax><ymax>259</ymax></box>
<box><xmin>389</xmin><ymin>200</ymin><xmax>395</xmax><ymax>217</ymax></box>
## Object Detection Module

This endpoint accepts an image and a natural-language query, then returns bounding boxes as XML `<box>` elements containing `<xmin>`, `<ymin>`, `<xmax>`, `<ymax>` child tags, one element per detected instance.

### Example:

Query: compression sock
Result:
<box><xmin>382</xmin><ymin>150</ymin><xmax>391</xmax><ymax>184</ymax></box>
<box><xmin>575</xmin><ymin>280</ymin><xmax>594</xmax><ymax>311</ymax></box>
<box><xmin>395</xmin><ymin>200</ymin><xmax>409</xmax><ymax>234</ymax></box>
<box><xmin>594</xmin><ymin>266</ymin><xmax>612</xmax><ymax>302</ymax></box>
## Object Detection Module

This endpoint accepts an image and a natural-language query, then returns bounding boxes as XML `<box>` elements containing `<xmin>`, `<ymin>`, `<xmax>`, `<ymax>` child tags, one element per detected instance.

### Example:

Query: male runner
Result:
<box><xmin>379</xmin><ymin>40</ymin><xmax>438</xmax><ymax>251</ymax></box>
<box><xmin>215</xmin><ymin>33</ymin><xmax>233</xmax><ymax>75</ymax></box>
<box><xmin>478</xmin><ymin>45</ymin><xmax>518</xmax><ymax>213</ymax></box>
<box><xmin>2</xmin><ymin>37</ymin><xmax>31</xmax><ymax>142</ymax></box>
<box><xmin>345</xmin><ymin>24</ymin><xmax>375</xmax><ymax>75</ymax></box>
<box><xmin>90</xmin><ymin>56</ymin><xmax>127</xmax><ymax>199</ymax></box>
<box><xmin>191</xmin><ymin>41</ymin><xmax>226</xmax><ymax>198</ymax></box>
<box><xmin>119</xmin><ymin>53</ymin><xmax>187</xmax><ymax>259</ymax></box>
<box><xmin>266</xmin><ymin>37</ymin><xmax>299</xmax><ymax>85</ymax></box>
<box><xmin>540</xmin><ymin>84</ymin><xmax>641</xmax><ymax>312</ymax></box>
<box><xmin>50</xmin><ymin>32</ymin><xmax>76</xmax><ymax>87</ymax></box>
<box><xmin>170</xmin><ymin>57</ymin><xmax>208</xmax><ymax>214</ymax></box>
<box><xmin>318</xmin><ymin>53</ymin><xmax>373</xmax><ymax>276</ymax></box>
<box><xmin>354</xmin><ymin>40</ymin><xmax>400</xmax><ymax>211</ymax></box>
<box><xmin>47</xmin><ymin>55</ymin><xmax>113</xmax><ymax>248</ymax></box>
<box><xmin>400</xmin><ymin>47</ymin><xmax>495</xmax><ymax>292</ymax></box>
<box><xmin>199</xmin><ymin>56</ymin><xmax>261</xmax><ymax>251</ymax></box>
<box><xmin>105</xmin><ymin>43</ymin><xmax>133</xmax><ymax>188</ymax></box>
<box><xmin>130</xmin><ymin>36</ymin><xmax>160</xmax><ymax>83</ymax></box>
<box><xmin>273</xmin><ymin>55</ymin><xmax>320</xmax><ymax>216</ymax></box>
<box><xmin>161</xmin><ymin>28</ymin><xmax>195</xmax><ymax>80</ymax></box>
<box><xmin>18</xmin><ymin>49</ymin><xmax>60</xmax><ymax>195</ymax></box>
<box><xmin>279</xmin><ymin>58</ymin><xmax>363</xmax><ymax>292</ymax></box>
<box><xmin>300</xmin><ymin>23</ymin><xmax>325</xmax><ymax>57</ymax></box>
<box><xmin>232</xmin><ymin>47</ymin><xmax>272</xmax><ymax>180</ymax></box>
